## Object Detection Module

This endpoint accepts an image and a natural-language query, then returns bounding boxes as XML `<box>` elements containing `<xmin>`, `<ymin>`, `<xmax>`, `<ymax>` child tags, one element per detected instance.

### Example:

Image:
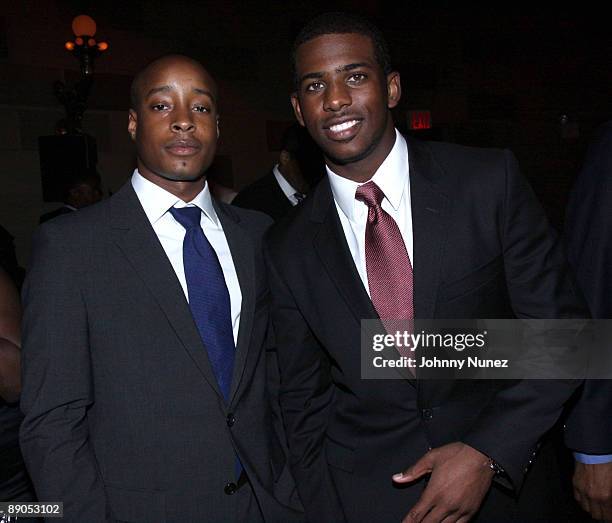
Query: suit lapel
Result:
<box><xmin>407</xmin><ymin>138</ymin><xmax>450</xmax><ymax>320</ymax></box>
<box><xmin>213</xmin><ymin>202</ymin><xmax>256</xmax><ymax>405</ymax></box>
<box><xmin>110</xmin><ymin>183</ymin><xmax>224</xmax><ymax>399</ymax></box>
<box><xmin>311</xmin><ymin>178</ymin><xmax>378</xmax><ymax>325</ymax></box>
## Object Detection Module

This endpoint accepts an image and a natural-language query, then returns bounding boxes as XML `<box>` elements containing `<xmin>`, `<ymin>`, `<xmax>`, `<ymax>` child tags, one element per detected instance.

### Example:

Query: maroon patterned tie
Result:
<box><xmin>356</xmin><ymin>181</ymin><xmax>414</xmax><ymax>365</ymax></box>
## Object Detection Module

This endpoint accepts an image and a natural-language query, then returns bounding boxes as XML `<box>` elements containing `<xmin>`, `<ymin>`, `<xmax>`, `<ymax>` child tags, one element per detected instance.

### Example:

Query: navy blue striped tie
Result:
<box><xmin>170</xmin><ymin>206</ymin><xmax>235</xmax><ymax>401</ymax></box>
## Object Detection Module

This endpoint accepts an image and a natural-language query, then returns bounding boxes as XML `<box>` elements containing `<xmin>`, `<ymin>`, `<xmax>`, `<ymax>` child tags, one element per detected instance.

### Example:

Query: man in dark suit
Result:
<box><xmin>232</xmin><ymin>124</ymin><xmax>323</xmax><ymax>221</ymax></box>
<box><xmin>20</xmin><ymin>55</ymin><xmax>301</xmax><ymax>522</ymax></box>
<box><xmin>265</xmin><ymin>13</ymin><xmax>588</xmax><ymax>523</ymax></box>
<box><xmin>565</xmin><ymin>121</ymin><xmax>612</xmax><ymax>522</ymax></box>
<box><xmin>39</xmin><ymin>169</ymin><xmax>103</xmax><ymax>223</ymax></box>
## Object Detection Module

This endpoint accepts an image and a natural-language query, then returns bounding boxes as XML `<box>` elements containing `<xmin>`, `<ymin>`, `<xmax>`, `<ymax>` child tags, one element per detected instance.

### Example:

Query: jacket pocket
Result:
<box><xmin>324</xmin><ymin>438</ymin><xmax>356</xmax><ymax>473</ymax></box>
<box><xmin>438</xmin><ymin>255</ymin><xmax>503</xmax><ymax>303</ymax></box>
<box><xmin>106</xmin><ymin>485</ymin><xmax>165</xmax><ymax>523</ymax></box>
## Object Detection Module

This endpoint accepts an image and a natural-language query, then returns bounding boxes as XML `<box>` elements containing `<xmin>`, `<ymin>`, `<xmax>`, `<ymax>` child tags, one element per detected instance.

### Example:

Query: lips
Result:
<box><xmin>323</xmin><ymin>117</ymin><xmax>363</xmax><ymax>140</ymax></box>
<box><xmin>165</xmin><ymin>139</ymin><xmax>202</xmax><ymax>156</ymax></box>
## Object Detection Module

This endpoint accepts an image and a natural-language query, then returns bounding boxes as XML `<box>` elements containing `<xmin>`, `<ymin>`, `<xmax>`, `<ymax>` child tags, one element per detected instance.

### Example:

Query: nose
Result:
<box><xmin>171</xmin><ymin>109</ymin><xmax>195</xmax><ymax>133</ymax></box>
<box><xmin>323</xmin><ymin>80</ymin><xmax>351</xmax><ymax>112</ymax></box>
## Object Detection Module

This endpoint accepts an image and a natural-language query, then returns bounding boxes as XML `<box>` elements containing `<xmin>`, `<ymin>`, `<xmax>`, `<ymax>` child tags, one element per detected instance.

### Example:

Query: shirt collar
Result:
<box><xmin>327</xmin><ymin>129</ymin><xmax>409</xmax><ymax>222</ymax></box>
<box><xmin>272</xmin><ymin>164</ymin><xmax>299</xmax><ymax>200</ymax></box>
<box><xmin>131</xmin><ymin>169</ymin><xmax>219</xmax><ymax>226</ymax></box>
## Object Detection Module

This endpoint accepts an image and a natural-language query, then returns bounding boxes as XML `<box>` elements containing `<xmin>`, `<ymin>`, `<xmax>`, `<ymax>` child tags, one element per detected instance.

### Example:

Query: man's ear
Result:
<box><xmin>290</xmin><ymin>92</ymin><xmax>305</xmax><ymax>127</ymax></box>
<box><xmin>216</xmin><ymin>116</ymin><xmax>220</xmax><ymax>138</ymax></box>
<box><xmin>128</xmin><ymin>109</ymin><xmax>137</xmax><ymax>141</ymax></box>
<box><xmin>386</xmin><ymin>71</ymin><xmax>401</xmax><ymax>109</ymax></box>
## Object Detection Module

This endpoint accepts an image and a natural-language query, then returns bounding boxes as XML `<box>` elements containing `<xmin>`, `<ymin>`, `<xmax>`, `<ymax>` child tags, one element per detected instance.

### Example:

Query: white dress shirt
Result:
<box><xmin>272</xmin><ymin>164</ymin><xmax>303</xmax><ymax>206</ymax></box>
<box><xmin>131</xmin><ymin>170</ymin><xmax>242</xmax><ymax>344</ymax></box>
<box><xmin>327</xmin><ymin>129</ymin><xmax>413</xmax><ymax>296</ymax></box>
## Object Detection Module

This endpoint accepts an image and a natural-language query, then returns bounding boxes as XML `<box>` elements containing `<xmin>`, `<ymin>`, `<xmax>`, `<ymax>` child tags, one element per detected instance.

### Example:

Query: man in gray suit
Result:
<box><xmin>20</xmin><ymin>55</ymin><xmax>300</xmax><ymax>523</ymax></box>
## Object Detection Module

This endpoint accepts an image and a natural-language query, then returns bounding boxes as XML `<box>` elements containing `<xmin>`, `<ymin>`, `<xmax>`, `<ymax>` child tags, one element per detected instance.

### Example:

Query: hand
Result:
<box><xmin>393</xmin><ymin>442</ymin><xmax>495</xmax><ymax>523</ymax></box>
<box><xmin>573</xmin><ymin>461</ymin><xmax>612</xmax><ymax>521</ymax></box>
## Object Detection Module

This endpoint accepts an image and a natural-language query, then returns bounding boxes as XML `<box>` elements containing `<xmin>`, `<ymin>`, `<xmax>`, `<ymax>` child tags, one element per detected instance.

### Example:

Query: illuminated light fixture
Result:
<box><xmin>55</xmin><ymin>14</ymin><xmax>110</xmax><ymax>134</ymax></box>
<box><xmin>72</xmin><ymin>14</ymin><xmax>97</xmax><ymax>38</ymax></box>
<box><xmin>64</xmin><ymin>14</ymin><xmax>109</xmax><ymax>77</ymax></box>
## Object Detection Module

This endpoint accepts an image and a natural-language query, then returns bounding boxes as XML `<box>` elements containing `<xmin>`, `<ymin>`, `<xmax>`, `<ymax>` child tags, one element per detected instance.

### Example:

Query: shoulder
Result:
<box><xmin>216</xmin><ymin>200</ymin><xmax>273</xmax><ymax>237</ymax></box>
<box><xmin>408</xmin><ymin>138</ymin><xmax>522</xmax><ymax>198</ymax></box>
<box><xmin>27</xmin><ymin>199</ymin><xmax>112</xmax><ymax>286</ymax></box>
<box><xmin>39</xmin><ymin>206</ymin><xmax>72</xmax><ymax>223</ymax></box>
<box><xmin>37</xmin><ymin>199</ymin><xmax>110</xmax><ymax>241</ymax></box>
<box><xmin>419</xmin><ymin>139</ymin><xmax>513</xmax><ymax>174</ymax></box>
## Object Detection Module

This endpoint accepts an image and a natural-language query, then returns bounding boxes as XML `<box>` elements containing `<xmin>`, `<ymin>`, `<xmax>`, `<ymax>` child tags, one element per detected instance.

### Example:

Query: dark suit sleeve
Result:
<box><xmin>461</xmin><ymin>150</ymin><xmax>587</xmax><ymax>488</ymax></box>
<box><xmin>564</xmin><ymin>123</ymin><xmax>612</xmax><ymax>453</ymax></box>
<box><xmin>264</xmin><ymin>243</ymin><xmax>346</xmax><ymax>523</ymax></box>
<box><xmin>564</xmin><ymin>381</ymin><xmax>612</xmax><ymax>453</ymax></box>
<box><xmin>20</xmin><ymin>224</ymin><xmax>109</xmax><ymax>522</ymax></box>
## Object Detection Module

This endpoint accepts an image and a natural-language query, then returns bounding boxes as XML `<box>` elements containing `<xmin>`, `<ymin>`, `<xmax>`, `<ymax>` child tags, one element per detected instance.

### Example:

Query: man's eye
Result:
<box><xmin>305</xmin><ymin>81</ymin><xmax>324</xmax><ymax>92</ymax></box>
<box><xmin>347</xmin><ymin>73</ymin><xmax>367</xmax><ymax>84</ymax></box>
<box><xmin>193</xmin><ymin>105</ymin><xmax>209</xmax><ymax>113</ymax></box>
<box><xmin>151</xmin><ymin>103</ymin><xmax>168</xmax><ymax>111</ymax></box>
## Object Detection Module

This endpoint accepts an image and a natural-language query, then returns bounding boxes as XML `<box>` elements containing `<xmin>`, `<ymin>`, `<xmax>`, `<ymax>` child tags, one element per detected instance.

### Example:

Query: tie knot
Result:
<box><xmin>355</xmin><ymin>181</ymin><xmax>385</xmax><ymax>208</ymax></box>
<box><xmin>169</xmin><ymin>206</ymin><xmax>202</xmax><ymax>230</ymax></box>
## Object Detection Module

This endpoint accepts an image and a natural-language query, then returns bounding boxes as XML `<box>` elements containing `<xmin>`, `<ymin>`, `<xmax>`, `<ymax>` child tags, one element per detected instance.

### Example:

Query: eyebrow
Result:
<box><xmin>298</xmin><ymin>62</ymin><xmax>371</xmax><ymax>84</ymax></box>
<box><xmin>144</xmin><ymin>85</ymin><xmax>216</xmax><ymax>102</ymax></box>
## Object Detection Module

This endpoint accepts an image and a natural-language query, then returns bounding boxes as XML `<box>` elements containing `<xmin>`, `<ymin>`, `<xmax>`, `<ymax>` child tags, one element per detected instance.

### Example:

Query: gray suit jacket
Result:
<box><xmin>20</xmin><ymin>181</ymin><xmax>301</xmax><ymax>522</ymax></box>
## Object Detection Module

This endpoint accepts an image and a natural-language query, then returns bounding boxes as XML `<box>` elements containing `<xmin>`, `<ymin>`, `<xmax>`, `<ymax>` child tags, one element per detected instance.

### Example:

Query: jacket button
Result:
<box><xmin>422</xmin><ymin>408</ymin><xmax>434</xmax><ymax>420</ymax></box>
<box><xmin>224</xmin><ymin>482</ymin><xmax>237</xmax><ymax>495</ymax></box>
<box><xmin>227</xmin><ymin>413</ymin><xmax>235</xmax><ymax>427</ymax></box>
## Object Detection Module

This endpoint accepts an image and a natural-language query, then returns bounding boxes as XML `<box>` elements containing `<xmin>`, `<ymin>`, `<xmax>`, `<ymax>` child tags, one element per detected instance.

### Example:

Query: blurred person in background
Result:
<box><xmin>233</xmin><ymin>124</ymin><xmax>324</xmax><ymax>221</ymax></box>
<box><xmin>39</xmin><ymin>169</ymin><xmax>103</xmax><ymax>224</ymax></box>
<box><xmin>565</xmin><ymin>120</ymin><xmax>612</xmax><ymax>522</ymax></box>
<box><xmin>0</xmin><ymin>266</ymin><xmax>36</xmax><ymax>518</ymax></box>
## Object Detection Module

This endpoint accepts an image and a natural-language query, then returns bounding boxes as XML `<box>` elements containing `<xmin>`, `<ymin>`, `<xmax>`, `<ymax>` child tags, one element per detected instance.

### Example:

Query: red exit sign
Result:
<box><xmin>408</xmin><ymin>110</ymin><xmax>432</xmax><ymax>130</ymax></box>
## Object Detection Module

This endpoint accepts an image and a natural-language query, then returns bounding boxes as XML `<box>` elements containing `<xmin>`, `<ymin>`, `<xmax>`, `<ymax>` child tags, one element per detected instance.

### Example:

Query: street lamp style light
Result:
<box><xmin>39</xmin><ymin>14</ymin><xmax>107</xmax><ymax>203</ymax></box>
<box><xmin>64</xmin><ymin>14</ymin><xmax>109</xmax><ymax>77</ymax></box>
<box><xmin>54</xmin><ymin>14</ymin><xmax>109</xmax><ymax>134</ymax></box>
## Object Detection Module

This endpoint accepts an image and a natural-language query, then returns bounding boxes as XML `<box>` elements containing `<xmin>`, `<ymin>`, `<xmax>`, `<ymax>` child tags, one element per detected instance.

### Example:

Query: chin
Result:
<box><xmin>162</xmin><ymin>170</ymin><xmax>205</xmax><ymax>182</ymax></box>
<box><xmin>325</xmin><ymin>147</ymin><xmax>370</xmax><ymax>166</ymax></box>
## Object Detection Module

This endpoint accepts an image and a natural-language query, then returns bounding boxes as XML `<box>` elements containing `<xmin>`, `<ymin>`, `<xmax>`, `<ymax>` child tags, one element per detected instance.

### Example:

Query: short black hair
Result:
<box><xmin>292</xmin><ymin>12</ymin><xmax>392</xmax><ymax>88</ymax></box>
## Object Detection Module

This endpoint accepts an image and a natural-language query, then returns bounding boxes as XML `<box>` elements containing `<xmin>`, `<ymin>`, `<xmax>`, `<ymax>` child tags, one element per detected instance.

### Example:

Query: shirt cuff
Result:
<box><xmin>573</xmin><ymin>452</ymin><xmax>612</xmax><ymax>464</ymax></box>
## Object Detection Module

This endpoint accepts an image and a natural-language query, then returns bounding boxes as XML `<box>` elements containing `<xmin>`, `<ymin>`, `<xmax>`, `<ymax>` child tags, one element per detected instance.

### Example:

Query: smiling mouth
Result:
<box><xmin>328</xmin><ymin>120</ymin><xmax>360</xmax><ymax>132</ymax></box>
<box><xmin>324</xmin><ymin>119</ymin><xmax>362</xmax><ymax>140</ymax></box>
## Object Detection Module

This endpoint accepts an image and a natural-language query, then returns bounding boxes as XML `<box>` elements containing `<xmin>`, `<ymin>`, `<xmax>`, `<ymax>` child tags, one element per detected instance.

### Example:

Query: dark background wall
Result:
<box><xmin>1</xmin><ymin>1</ymin><xmax>610</xmax><ymax>264</ymax></box>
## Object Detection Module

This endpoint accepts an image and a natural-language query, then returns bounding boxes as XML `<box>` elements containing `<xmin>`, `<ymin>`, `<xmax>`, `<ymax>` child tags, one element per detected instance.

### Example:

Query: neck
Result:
<box><xmin>326</xmin><ymin>121</ymin><xmax>396</xmax><ymax>183</ymax></box>
<box><xmin>138</xmin><ymin>167</ymin><xmax>206</xmax><ymax>202</ymax></box>
<box><xmin>167</xmin><ymin>180</ymin><xmax>207</xmax><ymax>202</ymax></box>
